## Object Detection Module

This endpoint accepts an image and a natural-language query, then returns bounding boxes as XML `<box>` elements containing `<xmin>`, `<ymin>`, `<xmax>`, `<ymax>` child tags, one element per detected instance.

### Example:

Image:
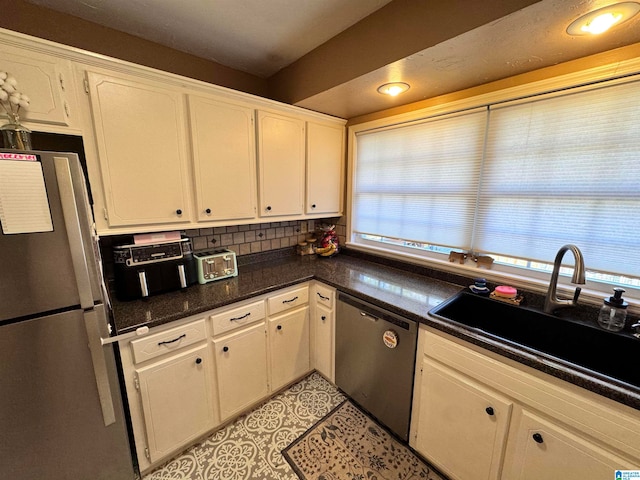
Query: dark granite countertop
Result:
<box><xmin>108</xmin><ymin>249</ymin><xmax>640</xmax><ymax>412</ymax></box>
<box><xmin>109</xmin><ymin>251</ymin><xmax>462</xmax><ymax>334</ymax></box>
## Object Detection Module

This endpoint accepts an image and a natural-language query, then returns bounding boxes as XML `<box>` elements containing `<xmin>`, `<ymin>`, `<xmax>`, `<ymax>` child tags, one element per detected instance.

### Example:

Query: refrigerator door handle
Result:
<box><xmin>54</xmin><ymin>157</ymin><xmax>116</xmax><ymax>427</ymax></box>
<box><xmin>84</xmin><ymin>307</ymin><xmax>117</xmax><ymax>426</ymax></box>
<box><xmin>53</xmin><ymin>156</ymin><xmax>95</xmax><ymax>310</ymax></box>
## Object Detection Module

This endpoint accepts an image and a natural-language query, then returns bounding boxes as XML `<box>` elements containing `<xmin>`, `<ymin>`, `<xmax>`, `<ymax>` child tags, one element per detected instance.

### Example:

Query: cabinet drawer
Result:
<box><xmin>314</xmin><ymin>283</ymin><xmax>335</xmax><ymax>309</ymax></box>
<box><xmin>210</xmin><ymin>300</ymin><xmax>265</xmax><ymax>336</ymax></box>
<box><xmin>268</xmin><ymin>285</ymin><xmax>309</xmax><ymax>316</ymax></box>
<box><xmin>130</xmin><ymin>319</ymin><xmax>207</xmax><ymax>364</ymax></box>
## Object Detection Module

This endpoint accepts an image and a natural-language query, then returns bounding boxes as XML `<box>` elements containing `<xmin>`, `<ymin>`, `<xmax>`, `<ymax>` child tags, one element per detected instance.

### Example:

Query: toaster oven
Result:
<box><xmin>193</xmin><ymin>249</ymin><xmax>238</xmax><ymax>284</ymax></box>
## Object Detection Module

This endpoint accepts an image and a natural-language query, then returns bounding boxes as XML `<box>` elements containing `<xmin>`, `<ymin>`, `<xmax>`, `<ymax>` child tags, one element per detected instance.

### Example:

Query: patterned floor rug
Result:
<box><xmin>283</xmin><ymin>400</ymin><xmax>446</xmax><ymax>480</ymax></box>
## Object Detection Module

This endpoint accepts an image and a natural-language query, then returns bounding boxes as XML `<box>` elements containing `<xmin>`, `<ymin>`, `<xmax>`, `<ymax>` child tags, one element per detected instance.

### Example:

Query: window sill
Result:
<box><xmin>345</xmin><ymin>242</ymin><xmax>640</xmax><ymax>316</ymax></box>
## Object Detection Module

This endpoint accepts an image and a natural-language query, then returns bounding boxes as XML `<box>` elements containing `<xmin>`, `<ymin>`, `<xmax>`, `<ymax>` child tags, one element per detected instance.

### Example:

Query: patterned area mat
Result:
<box><xmin>143</xmin><ymin>373</ymin><xmax>345</xmax><ymax>480</ymax></box>
<box><xmin>283</xmin><ymin>400</ymin><xmax>445</xmax><ymax>480</ymax></box>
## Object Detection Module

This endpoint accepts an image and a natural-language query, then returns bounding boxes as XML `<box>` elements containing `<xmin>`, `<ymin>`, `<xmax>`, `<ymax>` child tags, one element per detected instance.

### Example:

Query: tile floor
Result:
<box><xmin>142</xmin><ymin>372</ymin><xmax>346</xmax><ymax>480</ymax></box>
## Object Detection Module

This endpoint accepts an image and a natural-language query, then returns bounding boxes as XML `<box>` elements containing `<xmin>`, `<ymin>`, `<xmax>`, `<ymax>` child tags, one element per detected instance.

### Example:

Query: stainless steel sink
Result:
<box><xmin>429</xmin><ymin>291</ymin><xmax>640</xmax><ymax>388</ymax></box>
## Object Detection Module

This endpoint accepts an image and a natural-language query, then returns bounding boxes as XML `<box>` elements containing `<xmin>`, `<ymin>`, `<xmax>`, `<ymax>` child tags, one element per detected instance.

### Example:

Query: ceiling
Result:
<box><xmin>21</xmin><ymin>0</ymin><xmax>640</xmax><ymax>119</ymax></box>
<box><xmin>23</xmin><ymin>0</ymin><xmax>394</xmax><ymax>77</ymax></box>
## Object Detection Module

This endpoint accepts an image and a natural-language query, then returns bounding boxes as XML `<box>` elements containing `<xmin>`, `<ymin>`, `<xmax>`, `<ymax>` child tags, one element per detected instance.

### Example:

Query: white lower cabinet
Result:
<box><xmin>311</xmin><ymin>282</ymin><xmax>335</xmax><ymax>382</ymax></box>
<box><xmin>411</xmin><ymin>326</ymin><xmax>640</xmax><ymax>480</ymax></box>
<box><xmin>502</xmin><ymin>409</ymin><xmax>636</xmax><ymax>480</ymax></box>
<box><xmin>415</xmin><ymin>359</ymin><xmax>512</xmax><ymax>480</ymax></box>
<box><xmin>313</xmin><ymin>303</ymin><xmax>334</xmax><ymax>381</ymax></box>
<box><xmin>119</xmin><ymin>282</ymin><xmax>321</xmax><ymax>473</ymax></box>
<box><xmin>268</xmin><ymin>306</ymin><xmax>310</xmax><ymax>391</ymax></box>
<box><xmin>213</xmin><ymin>322</ymin><xmax>269</xmax><ymax>421</ymax></box>
<box><xmin>135</xmin><ymin>344</ymin><xmax>216</xmax><ymax>464</ymax></box>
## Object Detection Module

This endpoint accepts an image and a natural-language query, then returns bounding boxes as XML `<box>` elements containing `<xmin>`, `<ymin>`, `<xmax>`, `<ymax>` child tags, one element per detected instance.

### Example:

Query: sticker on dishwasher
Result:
<box><xmin>383</xmin><ymin>330</ymin><xmax>399</xmax><ymax>349</ymax></box>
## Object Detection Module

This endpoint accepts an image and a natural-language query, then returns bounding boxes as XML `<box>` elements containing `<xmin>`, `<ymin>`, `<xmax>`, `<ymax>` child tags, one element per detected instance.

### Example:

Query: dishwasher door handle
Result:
<box><xmin>360</xmin><ymin>311</ymin><xmax>378</xmax><ymax>321</ymax></box>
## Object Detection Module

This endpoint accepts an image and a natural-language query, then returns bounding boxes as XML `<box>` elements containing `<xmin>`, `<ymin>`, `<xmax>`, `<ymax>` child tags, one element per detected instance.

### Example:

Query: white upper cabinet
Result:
<box><xmin>0</xmin><ymin>46</ymin><xmax>75</xmax><ymax>127</ymax></box>
<box><xmin>188</xmin><ymin>95</ymin><xmax>257</xmax><ymax>222</ymax></box>
<box><xmin>306</xmin><ymin>121</ymin><xmax>344</xmax><ymax>216</ymax></box>
<box><xmin>257</xmin><ymin>110</ymin><xmax>305</xmax><ymax>217</ymax></box>
<box><xmin>0</xmin><ymin>29</ymin><xmax>346</xmax><ymax>234</ymax></box>
<box><xmin>86</xmin><ymin>70</ymin><xmax>192</xmax><ymax>227</ymax></box>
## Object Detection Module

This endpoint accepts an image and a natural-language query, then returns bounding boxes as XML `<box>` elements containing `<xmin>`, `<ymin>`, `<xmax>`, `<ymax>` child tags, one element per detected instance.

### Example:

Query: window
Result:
<box><xmin>353</xmin><ymin>109</ymin><xmax>486</xmax><ymax>250</ymax></box>
<box><xmin>350</xmin><ymin>77</ymin><xmax>640</xmax><ymax>295</ymax></box>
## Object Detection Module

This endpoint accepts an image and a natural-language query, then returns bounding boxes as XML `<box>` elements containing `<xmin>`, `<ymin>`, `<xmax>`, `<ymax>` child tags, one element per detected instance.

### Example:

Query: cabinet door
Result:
<box><xmin>0</xmin><ymin>46</ymin><xmax>73</xmax><ymax>126</ymax></box>
<box><xmin>415</xmin><ymin>359</ymin><xmax>512</xmax><ymax>480</ymax></box>
<box><xmin>86</xmin><ymin>71</ymin><xmax>192</xmax><ymax>227</ymax></box>
<box><xmin>269</xmin><ymin>306</ymin><xmax>310</xmax><ymax>391</ymax></box>
<box><xmin>136</xmin><ymin>344</ymin><xmax>216</xmax><ymax>463</ymax></box>
<box><xmin>188</xmin><ymin>95</ymin><xmax>257</xmax><ymax>222</ymax></box>
<box><xmin>306</xmin><ymin>121</ymin><xmax>344</xmax><ymax>215</ymax></box>
<box><xmin>213</xmin><ymin>322</ymin><xmax>269</xmax><ymax>421</ymax></box>
<box><xmin>257</xmin><ymin>111</ymin><xmax>305</xmax><ymax>217</ymax></box>
<box><xmin>503</xmin><ymin>409</ymin><xmax>636</xmax><ymax>480</ymax></box>
<box><xmin>313</xmin><ymin>302</ymin><xmax>334</xmax><ymax>382</ymax></box>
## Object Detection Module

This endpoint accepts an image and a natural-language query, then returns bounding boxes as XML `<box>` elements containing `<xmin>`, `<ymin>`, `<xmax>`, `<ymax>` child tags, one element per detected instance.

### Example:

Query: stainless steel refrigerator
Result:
<box><xmin>0</xmin><ymin>150</ymin><xmax>137</xmax><ymax>479</ymax></box>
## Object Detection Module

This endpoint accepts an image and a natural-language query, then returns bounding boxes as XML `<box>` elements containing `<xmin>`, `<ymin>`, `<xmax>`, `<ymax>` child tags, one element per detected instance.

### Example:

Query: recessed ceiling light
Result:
<box><xmin>567</xmin><ymin>2</ymin><xmax>640</xmax><ymax>35</ymax></box>
<box><xmin>377</xmin><ymin>82</ymin><xmax>410</xmax><ymax>96</ymax></box>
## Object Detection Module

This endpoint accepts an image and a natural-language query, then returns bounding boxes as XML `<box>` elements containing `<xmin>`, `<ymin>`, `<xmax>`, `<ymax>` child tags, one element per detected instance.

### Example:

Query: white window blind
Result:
<box><xmin>476</xmin><ymin>80</ymin><xmax>640</xmax><ymax>277</ymax></box>
<box><xmin>353</xmin><ymin>109</ymin><xmax>486</xmax><ymax>249</ymax></box>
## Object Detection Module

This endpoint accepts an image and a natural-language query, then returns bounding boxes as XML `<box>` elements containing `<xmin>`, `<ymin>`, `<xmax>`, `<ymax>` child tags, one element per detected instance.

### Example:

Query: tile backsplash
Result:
<box><xmin>99</xmin><ymin>217</ymin><xmax>346</xmax><ymax>281</ymax></box>
<box><xmin>184</xmin><ymin>217</ymin><xmax>345</xmax><ymax>255</ymax></box>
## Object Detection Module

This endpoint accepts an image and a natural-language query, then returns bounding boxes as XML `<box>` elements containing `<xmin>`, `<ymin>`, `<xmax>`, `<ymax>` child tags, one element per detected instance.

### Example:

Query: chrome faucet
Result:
<box><xmin>543</xmin><ymin>244</ymin><xmax>586</xmax><ymax>314</ymax></box>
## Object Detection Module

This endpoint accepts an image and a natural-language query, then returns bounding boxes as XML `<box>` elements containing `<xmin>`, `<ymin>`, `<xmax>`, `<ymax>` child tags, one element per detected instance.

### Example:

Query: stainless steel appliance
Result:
<box><xmin>0</xmin><ymin>150</ymin><xmax>137</xmax><ymax>479</ymax></box>
<box><xmin>113</xmin><ymin>237</ymin><xmax>197</xmax><ymax>300</ymax></box>
<box><xmin>194</xmin><ymin>248</ymin><xmax>238</xmax><ymax>284</ymax></box>
<box><xmin>336</xmin><ymin>292</ymin><xmax>418</xmax><ymax>441</ymax></box>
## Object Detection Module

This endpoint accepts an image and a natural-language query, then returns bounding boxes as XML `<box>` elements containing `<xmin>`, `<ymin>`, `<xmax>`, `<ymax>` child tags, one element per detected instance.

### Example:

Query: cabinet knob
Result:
<box><xmin>321</xmin><ymin>315</ymin><xmax>327</xmax><ymax>321</ymax></box>
<box><xmin>266</xmin><ymin>206</ymin><xmax>272</xmax><ymax>211</ymax></box>
<box><xmin>532</xmin><ymin>433</ymin><xmax>544</xmax><ymax>444</ymax></box>
<box><xmin>223</xmin><ymin>346</ymin><xmax>229</xmax><ymax>353</ymax></box>
<box><xmin>485</xmin><ymin>406</ymin><xmax>494</xmax><ymax>416</ymax></box>
<box><xmin>311</xmin><ymin>204</ymin><xmax>316</xmax><ymax>208</ymax></box>
<box><xmin>277</xmin><ymin>325</ymin><xmax>282</xmax><ymax>330</ymax></box>
<box><xmin>195</xmin><ymin>357</ymin><xmax>202</xmax><ymax>364</ymax></box>
<box><xmin>176</xmin><ymin>209</ymin><xmax>183</xmax><ymax>215</ymax></box>
<box><xmin>205</xmin><ymin>208</ymin><xmax>211</xmax><ymax>214</ymax></box>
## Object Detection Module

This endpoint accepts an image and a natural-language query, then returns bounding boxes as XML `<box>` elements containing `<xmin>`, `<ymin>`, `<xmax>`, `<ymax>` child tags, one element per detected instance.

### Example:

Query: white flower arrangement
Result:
<box><xmin>0</xmin><ymin>71</ymin><xmax>30</xmax><ymax>123</ymax></box>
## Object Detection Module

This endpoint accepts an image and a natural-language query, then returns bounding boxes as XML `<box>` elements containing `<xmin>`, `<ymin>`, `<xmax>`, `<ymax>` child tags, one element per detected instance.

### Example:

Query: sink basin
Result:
<box><xmin>429</xmin><ymin>291</ymin><xmax>640</xmax><ymax>388</ymax></box>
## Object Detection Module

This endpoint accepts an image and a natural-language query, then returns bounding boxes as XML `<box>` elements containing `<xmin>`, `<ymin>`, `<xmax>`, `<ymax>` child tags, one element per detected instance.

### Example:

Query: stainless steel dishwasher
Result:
<box><xmin>336</xmin><ymin>292</ymin><xmax>418</xmax><ymax>441</ymax></box>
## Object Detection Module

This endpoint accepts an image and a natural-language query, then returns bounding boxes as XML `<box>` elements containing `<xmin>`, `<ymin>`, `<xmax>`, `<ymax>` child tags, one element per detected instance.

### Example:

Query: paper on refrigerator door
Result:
<box><xmin>0</xmin><ymin>155</ymin><xmax>53</xmax><ymax>234</ymax></box>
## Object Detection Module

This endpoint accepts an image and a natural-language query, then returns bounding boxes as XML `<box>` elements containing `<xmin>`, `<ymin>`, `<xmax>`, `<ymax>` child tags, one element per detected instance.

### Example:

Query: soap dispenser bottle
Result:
<box><xmin>597</xmin><ymin>288</ymin><xmax>628</xmax><ymax>331</ymax></box>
